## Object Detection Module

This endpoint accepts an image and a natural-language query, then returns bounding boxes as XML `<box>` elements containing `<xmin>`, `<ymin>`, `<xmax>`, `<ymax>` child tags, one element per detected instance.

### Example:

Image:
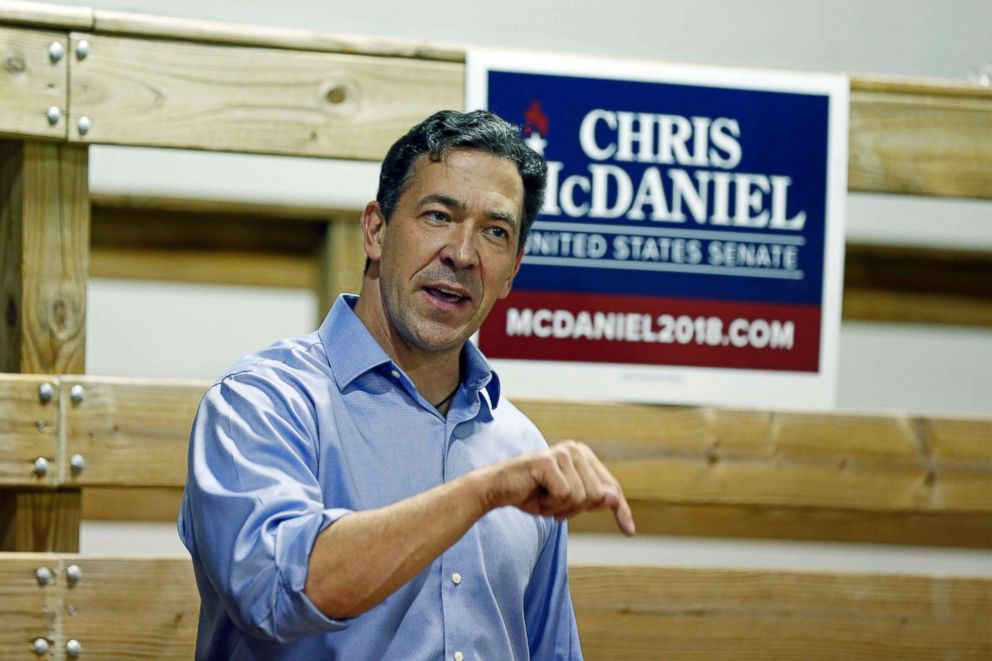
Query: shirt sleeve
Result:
<box><xmin>178</xmin><ymin>370</ymin><xmax>354</xmax><ymax>642</ymax></box>
<box><xmin>523</xmin><ymin>519</ymin><xmax>583</xmax><ymax>660</ymax></box>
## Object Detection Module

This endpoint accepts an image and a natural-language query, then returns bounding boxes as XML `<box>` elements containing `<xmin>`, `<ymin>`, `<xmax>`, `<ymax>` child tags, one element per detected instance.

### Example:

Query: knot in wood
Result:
<box><xmin>3</xmin><ymin>54</ymin><xmax>26</xmax><ymax>74</ymax></box>
<box><xmin>49</xmin><ymin>296</ymin><xmax>73</xmax><ymax>336</ymax></box>
<box><xmin>325</xmin><ymin>85</ymin><xmax>348</xmax><ymax>104</ymax></box>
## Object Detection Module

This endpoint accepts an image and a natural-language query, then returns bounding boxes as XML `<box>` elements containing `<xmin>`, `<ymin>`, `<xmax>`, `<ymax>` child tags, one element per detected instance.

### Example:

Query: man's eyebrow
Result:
<box><xmin>417</xmin><ymin>194</ymin><xmax>464</xmax><ymax>210</ymax></box>
<box><xmin>418</xmin><ymin>194</ymin><xmax>519</xmax><ymax>227</ymax></box>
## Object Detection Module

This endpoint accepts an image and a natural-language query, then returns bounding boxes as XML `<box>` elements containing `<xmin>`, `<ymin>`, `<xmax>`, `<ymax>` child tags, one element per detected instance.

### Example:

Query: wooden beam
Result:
<box><xmin>849</xmin><ymin>77</ymin><xmax>992</xmax><ymax>199</ymax></box>
<box><xmin>61</xmin><ymin>377</ymin><xmax>202</xmax><ymax>488</ymax></box>
<box><xmin>2</xmin><ymin>555</ymin><xmax>990</xmax><ymax>660</ymax></box>
<box><xmin>0</xmin><ymin>1</ymin><xmax>92</xmax><ymax>30</ymax></box>
<box><xmin>571</xmin><ymin>565</ymin><xmax>992</xmax><ymax>660</ymax></box>
<box><xmin>5</xmin><ymin>375</ymin><xmax>988</xmax><ymax>546</ymax></box>
<box><xmin>0</xmin><ymin>488</ymin><xmax>79</xmax><ymax>551</ymax></box>
<box><xmin>61</xmin><ymin>555</ymin><xmax>198</xmax><ymax>659</ymax></box>
<box><xmin>67</xmin><ymin>32</ymin><xmax>463</xmax><ymax>160</ymax></box>
<box><xmin>0</xmin><ymin>26</ymin><xmax>69</xmax><ymax>141</ymax></box>
<box><xmin>571</xmin><ymin>502</ymin><xmax>992</xmax><ymax>548</ymax></box>
<box><xmin>843</xmin><ymin>243</ymin><xmax>992</xmax><ymax>327</ymax></box>
<box><xmin>1</xmin><ymin>139</ymin><xmax>88</xmax><ymax>373</ymax></box>
<box><xmin>1</xmin><ymin>140</ymin><xmax>87</xmax><ymax>553</ymax></box>
<box><xmin>317</xmin><ymin>215</ymin><xmax>364</xmax><ymax>320</ymax></box>
<box><xmin>91</xmin><ymin>8</ymin><xmax>462</xmax><ymax>62</ymax></box>
<box><xmin>0</xmin><ymin>554</ymin><xmax>61</xmax><ymax>656</ymax></box>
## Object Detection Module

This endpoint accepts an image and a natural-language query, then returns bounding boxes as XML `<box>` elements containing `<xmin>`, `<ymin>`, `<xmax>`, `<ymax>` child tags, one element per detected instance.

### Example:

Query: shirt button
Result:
<box><xmin>451</xmin><ymin>572</ymin><xmax>462</xmax><ymax>585</ymax></box>
<box><xmin>454</xmin><ymin>652</ymin><xmax>464</xmax><ymax>661</ymax></box>
<box><xmin>390</xmin><ymin>369</ymin><xmax>401</xmax><ymax>379</ymax></box>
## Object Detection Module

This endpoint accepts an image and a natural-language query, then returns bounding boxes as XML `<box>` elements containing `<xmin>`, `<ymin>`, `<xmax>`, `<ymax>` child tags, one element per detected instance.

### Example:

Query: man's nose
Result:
<box><xmin>440</xmin><ymin>224</ymin><xmax>478</xmax><ymax>270</ymax></box>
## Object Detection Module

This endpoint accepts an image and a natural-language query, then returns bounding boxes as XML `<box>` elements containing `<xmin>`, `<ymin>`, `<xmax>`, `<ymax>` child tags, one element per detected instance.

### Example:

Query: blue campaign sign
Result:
<box><xmin>467</xmin><ymin>50</ymin><xmax>848</xmax><ymax>409</ymax></box>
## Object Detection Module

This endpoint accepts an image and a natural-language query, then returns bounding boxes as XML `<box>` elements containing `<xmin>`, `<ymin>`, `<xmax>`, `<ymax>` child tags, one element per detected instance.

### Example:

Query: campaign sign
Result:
<box><xmin>467</xmin><ymin>50</ymin><xmax>848</xmax><ymax>409</ymax></box>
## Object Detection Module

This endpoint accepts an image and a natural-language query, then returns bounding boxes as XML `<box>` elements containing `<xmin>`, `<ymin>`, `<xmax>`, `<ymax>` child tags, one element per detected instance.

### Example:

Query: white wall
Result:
<box><xmin>74</xmin><ymin>1</ymin><xmax>992</xmax><ymax>569</ymax></box>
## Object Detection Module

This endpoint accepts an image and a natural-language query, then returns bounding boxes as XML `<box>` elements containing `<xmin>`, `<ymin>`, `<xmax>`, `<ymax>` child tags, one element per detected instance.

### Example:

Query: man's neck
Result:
<box><xmin>352</xmin><ymin>285</ymin><xmax>462</xmax><ymax>408</ymax></box>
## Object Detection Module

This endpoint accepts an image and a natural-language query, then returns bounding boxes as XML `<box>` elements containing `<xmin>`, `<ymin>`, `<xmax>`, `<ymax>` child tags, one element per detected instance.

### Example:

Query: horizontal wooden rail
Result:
<box><xmin>2</xmin><ymin>375</ymin><xmax>990</xmax><ymax>547</ymax></box>
<box><xmin>1</xmin><ymin>553</ymin><xmax>990</xmax><ymax>660</ymax></box>
<box><xmin>87</xmin><ymin>195</ymin><xmax>992</xmax><ymax>328</ymax></box>
<box><xmin>1</xmin><ymin>5</ymin><xmax>991</xmax><ymax>198</ymax></box>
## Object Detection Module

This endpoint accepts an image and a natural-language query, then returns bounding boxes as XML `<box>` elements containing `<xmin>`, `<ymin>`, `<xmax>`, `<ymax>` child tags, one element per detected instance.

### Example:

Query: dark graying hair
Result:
<box><xmin>376</xmin><ymin>109</ymin><xmax>547</xmax><ymax>251</ymax></box>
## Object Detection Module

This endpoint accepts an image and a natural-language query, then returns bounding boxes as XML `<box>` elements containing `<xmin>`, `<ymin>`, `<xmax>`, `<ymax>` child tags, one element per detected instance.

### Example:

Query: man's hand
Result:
<box><xmin>476</xmin><ymin>441</ymin><xmax>635</xmax><ymax>536</ymax></box>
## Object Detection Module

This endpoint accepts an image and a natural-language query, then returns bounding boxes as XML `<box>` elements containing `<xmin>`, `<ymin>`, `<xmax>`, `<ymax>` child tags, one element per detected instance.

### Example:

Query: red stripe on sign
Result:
<box><xmin>478</xmin><ymin>291</ymin><xmax>821</xmax><ymax>372</ymax></box>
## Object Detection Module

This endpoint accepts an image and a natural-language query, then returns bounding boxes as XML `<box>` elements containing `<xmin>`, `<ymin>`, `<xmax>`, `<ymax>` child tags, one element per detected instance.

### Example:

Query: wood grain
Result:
<box><xmin>515</xmin><ymin>402</ymin><xmax>992</xmax><ymax>514</ymax></box>
<box><xmin>571</xmin><ymin>565</ymin><xmax>992</xmax><ymax>660</ymax></box>
<box><xmin>0</xmin><ymin>554</ymin><xmax>61</xmax><ymax>657</ymax></box>
<box><xmin>60</xmin><ymin>555</ymin><xmax>198</xmax><ymax>660</ymax></box>
<box><xmin>3</xmin><ymin>555</ymin><xmax>991</xmax><ymax>660</ymax></box>
<box><xmin>0</xmin><ymin>26</ymin><xmax>68</xmax><ymax>140</ymax></box>
<box><xmin>92</xmin><ymin>9</ymin><xmax>463</xmax><ymax>62</ymax></box>
<box><xmin>0</xmin><ymin>139</ymin><xmax>88</xmax><ymax>374</ymax></box>
<box><xmin>67</xmin><ymin>32</ymin><xmax>463</xmax><ymax>160</ymax></box>
<box><xmin>0</xmin><ymin>488</ymin><xmax>80</xmax><ymax>551</ymax></box>
<box><xmin>0</xmin><ymin>1</ymin><xmax>92</xmax><ymax>30</ymax></box>
<box><xmin>89</xmin><ymin>247</ymin><xmax>316</xmax><ymax>289</ymax></box>
<box><xmin>570</xmin><ymin>501</ymin><xmax>992</xmax><ymax>548</ymax></box>
<box><xmin>0</xmin><ymin>374</ymin><xmax>58</xmax><ymax>487</ymax></box>
<box><xmin>61</xmin><ymin>376</ymin><xmax>203</xmax><ymax>488</ymax></box>
<box><xmin>317</xmin><ymin>215</ymin><xmax>364</xmax><ymax>320</ymax></box>
<box><xmin>849</xmin><ymin>78</ymin><xmax>992</xmax><ymax>199</ymax></box>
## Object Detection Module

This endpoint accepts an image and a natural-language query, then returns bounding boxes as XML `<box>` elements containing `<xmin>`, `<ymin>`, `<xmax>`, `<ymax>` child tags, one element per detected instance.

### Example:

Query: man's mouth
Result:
<box><xmin>423</xmin><ymin>284</ymin><xmax>471</xmax><ymax>308</ymax></box>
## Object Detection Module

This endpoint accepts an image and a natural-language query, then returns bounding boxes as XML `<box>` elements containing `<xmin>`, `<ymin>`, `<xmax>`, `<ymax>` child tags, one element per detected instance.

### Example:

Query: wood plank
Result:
<box><xmin>849</xmin><ymin>78</ymin><xmax>992</xmax><ymax>199</ymax></box>
<box><xmin>82</xmin><ymin>486</ymin><xmax>182</xmax><ymax>521</ymax></box>
<box><xmin>0</xmin><ymin>26</ymin><xmax>68</xmax><ymax>140</ymax></box>
<box><xmin>89</xmin><ymin>247</ymin><xmax>316</xmax><ymax>289</ymax></box>
<box><xmin>0</xmin><ymin>554</ymin><xmax>61</xmax><ymax>657</ymax></box>
<box><xmin>571</xmin><ymin>565</ymin><xmax>992</xmax><ymax>660</ymax></box>
<box><xmin>0</xmin><ymin>140</ymin><xmax>88</xmax><ymax>373</ymax></box>
<box><xmin>92</xmin><ymin>9</ymin><xmax>463</xmax><ymax>62</ymax></box>
<box><xmin>59</xmin><ymin>556</ymin><xmax>198</xmax><ymax>660</ymax></box>
<box><xmin>843</xmin><ymin>243</ymin><xmax>992</xmax><ymax>327</ymax></box>
<box><xmin>0</xmin><ymin>1</ymin><xmax>91</xmax><ymax>30</ymax></box>
<box><xmin>0</xmin><ymin>374</ymin><xmax>58</xmax><ymax>487</ymax></box>
<box><xmin>0</xmin><ymin>488</ymin><xmax>80</xmax><ymax>551</ymax></box>
<box><xmin>67</xmin><ymin>32</ymin><xmax>463</xmax><ymax>160</ymax></box>
<box><xmin>61</xmin><ymin>376</ymin><xmax>202</xmax><ymax>488</ymax></box>
<box><xmin>317</xmin><ymin>215</ymin><xmax>364</xmax><ymax>319</ymax></box>
<box><xmin>515</xmin><ymin>402</ymin><xmax>992</xmax><ymax>514</ymax></box>
<box><xmin>571</xmin><ymin>501</ymin><xmax>992</xmax><ymax>548</ymax></box>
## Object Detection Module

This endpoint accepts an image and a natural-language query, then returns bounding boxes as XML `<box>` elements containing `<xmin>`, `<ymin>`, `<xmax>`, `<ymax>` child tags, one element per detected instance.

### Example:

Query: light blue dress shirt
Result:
<box><xmin>179</xmin><ymin>295</ymin><xmax>581</xmax><ymax>660</ymax></box>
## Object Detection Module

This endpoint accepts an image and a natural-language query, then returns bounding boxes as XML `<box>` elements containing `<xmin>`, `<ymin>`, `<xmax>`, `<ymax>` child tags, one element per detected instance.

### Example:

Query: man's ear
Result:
<box><xmin>361</xmin><ymin>201</ymin><xmax>386</xmax><ymax>262</ymax></box>
<box><xmin>499</xmin><ymin>250</ymin><xmax>525</xmax><ymax>299</ymax></box>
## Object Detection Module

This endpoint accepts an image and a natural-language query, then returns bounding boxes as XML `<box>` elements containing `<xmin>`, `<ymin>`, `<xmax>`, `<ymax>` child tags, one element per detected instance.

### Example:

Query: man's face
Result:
<box><xmin>364</xmin><ymin>148</ymin><xmax>525</xmax><ymax>357</ymax></box>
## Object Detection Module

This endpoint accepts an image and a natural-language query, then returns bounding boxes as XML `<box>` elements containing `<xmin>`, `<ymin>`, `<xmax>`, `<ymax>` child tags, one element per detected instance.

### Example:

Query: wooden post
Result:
<box><xmin>1</xmin><ymin>139</ymin><xmax>89</xmax><ymax>552</ymax></box>
<box><xmin>316</xmin><ymin>215</ymin><xmax>364</xmax><ymax>322</ymax></box>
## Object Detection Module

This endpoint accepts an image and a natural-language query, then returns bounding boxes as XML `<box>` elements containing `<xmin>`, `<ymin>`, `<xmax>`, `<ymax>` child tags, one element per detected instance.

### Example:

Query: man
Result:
<box><xmin>179</xmin><ymin>110</ymin><xmax>635</xmax><ymax>660</ymax></box>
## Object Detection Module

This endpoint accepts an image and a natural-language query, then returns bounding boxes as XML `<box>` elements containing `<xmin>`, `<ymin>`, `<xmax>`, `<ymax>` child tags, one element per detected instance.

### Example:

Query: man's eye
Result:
<box><xmin>487</xmin><ymin>226</ymin><xmax>509</xmax><ymax>239</ymax></box>
<box><xmin>425</xmin><ymin>210</ymin><xmax>449</xmax><ymax>222</ymax></box>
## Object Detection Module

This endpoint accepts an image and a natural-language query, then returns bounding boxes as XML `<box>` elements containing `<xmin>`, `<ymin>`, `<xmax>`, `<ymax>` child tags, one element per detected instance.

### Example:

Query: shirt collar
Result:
<box><xmin>319</xmin><ymin>294</ymin><xmax>501</xmax><ymax>408</ymax></box>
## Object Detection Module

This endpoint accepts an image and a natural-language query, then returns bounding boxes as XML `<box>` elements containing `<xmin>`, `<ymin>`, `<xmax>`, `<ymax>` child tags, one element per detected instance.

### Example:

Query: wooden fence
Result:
<box><xmin>1</xmin><ymin>1</ymin><xmax>991</xmax><ymax>658</ymax></box>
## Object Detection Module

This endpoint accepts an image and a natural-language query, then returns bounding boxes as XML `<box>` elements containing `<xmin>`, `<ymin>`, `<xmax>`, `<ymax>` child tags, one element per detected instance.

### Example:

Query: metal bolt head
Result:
<box><xmin>76</xmin><ymin>116</ymin><xmax>92</xmax><ymax>136</ymax></box>
<box><xmin>38</xmin><ymin>382</ymin><xmax>54</xmax><ymax>403</ymax></box>
<box><xmin>66</xmin><ymin>639</ymin><xmax>82</xmax><ymax>657</ymax></box>
<box><xmin>46</xmin><ymin>105</ymin><xmax>62</xmax><ymax>125</ymax></box>
<box><xmin>66</xmin><ymin>564</ymin><xmax>83</xmax><ymax>584</ymax></box>
<box><xmin>74</xmin><ymin>39</ymin><xmax>90</xmax><ymax>60</ymax></box>
<box><xmin>32</xmin><ymin>457</ymin><xmax>49</xmax><ymax>477</ymax></box>
<box><xmin>69</xmin><ymin>454</ymin><xmax>86</xmax><ymax>474</ymax></box>
<box><xmin>32</xmin><ymin>638</ymin><xmax>50</xmax><ymax>655</ymax></box>
<box><xmin>35</xmin><ymin>566</ymin><xmax>54</xmax><ymax>585</ymax></box>
<box><xmin>48</xmin><ymin>41</ymin><xmax>64</xmax><ymax>63</ymax></box>
<box><xmin>70</xmin><ymin>384</ymin><xmax>85</xmax><ymax>403</ymax></box>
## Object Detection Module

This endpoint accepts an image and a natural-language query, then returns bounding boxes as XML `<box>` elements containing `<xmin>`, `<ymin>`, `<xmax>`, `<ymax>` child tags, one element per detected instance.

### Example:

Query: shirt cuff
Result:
<box><xmin>271</xmin><ymin>506</ymin><xmax>354</xmax><ymax>639</ymax></box>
